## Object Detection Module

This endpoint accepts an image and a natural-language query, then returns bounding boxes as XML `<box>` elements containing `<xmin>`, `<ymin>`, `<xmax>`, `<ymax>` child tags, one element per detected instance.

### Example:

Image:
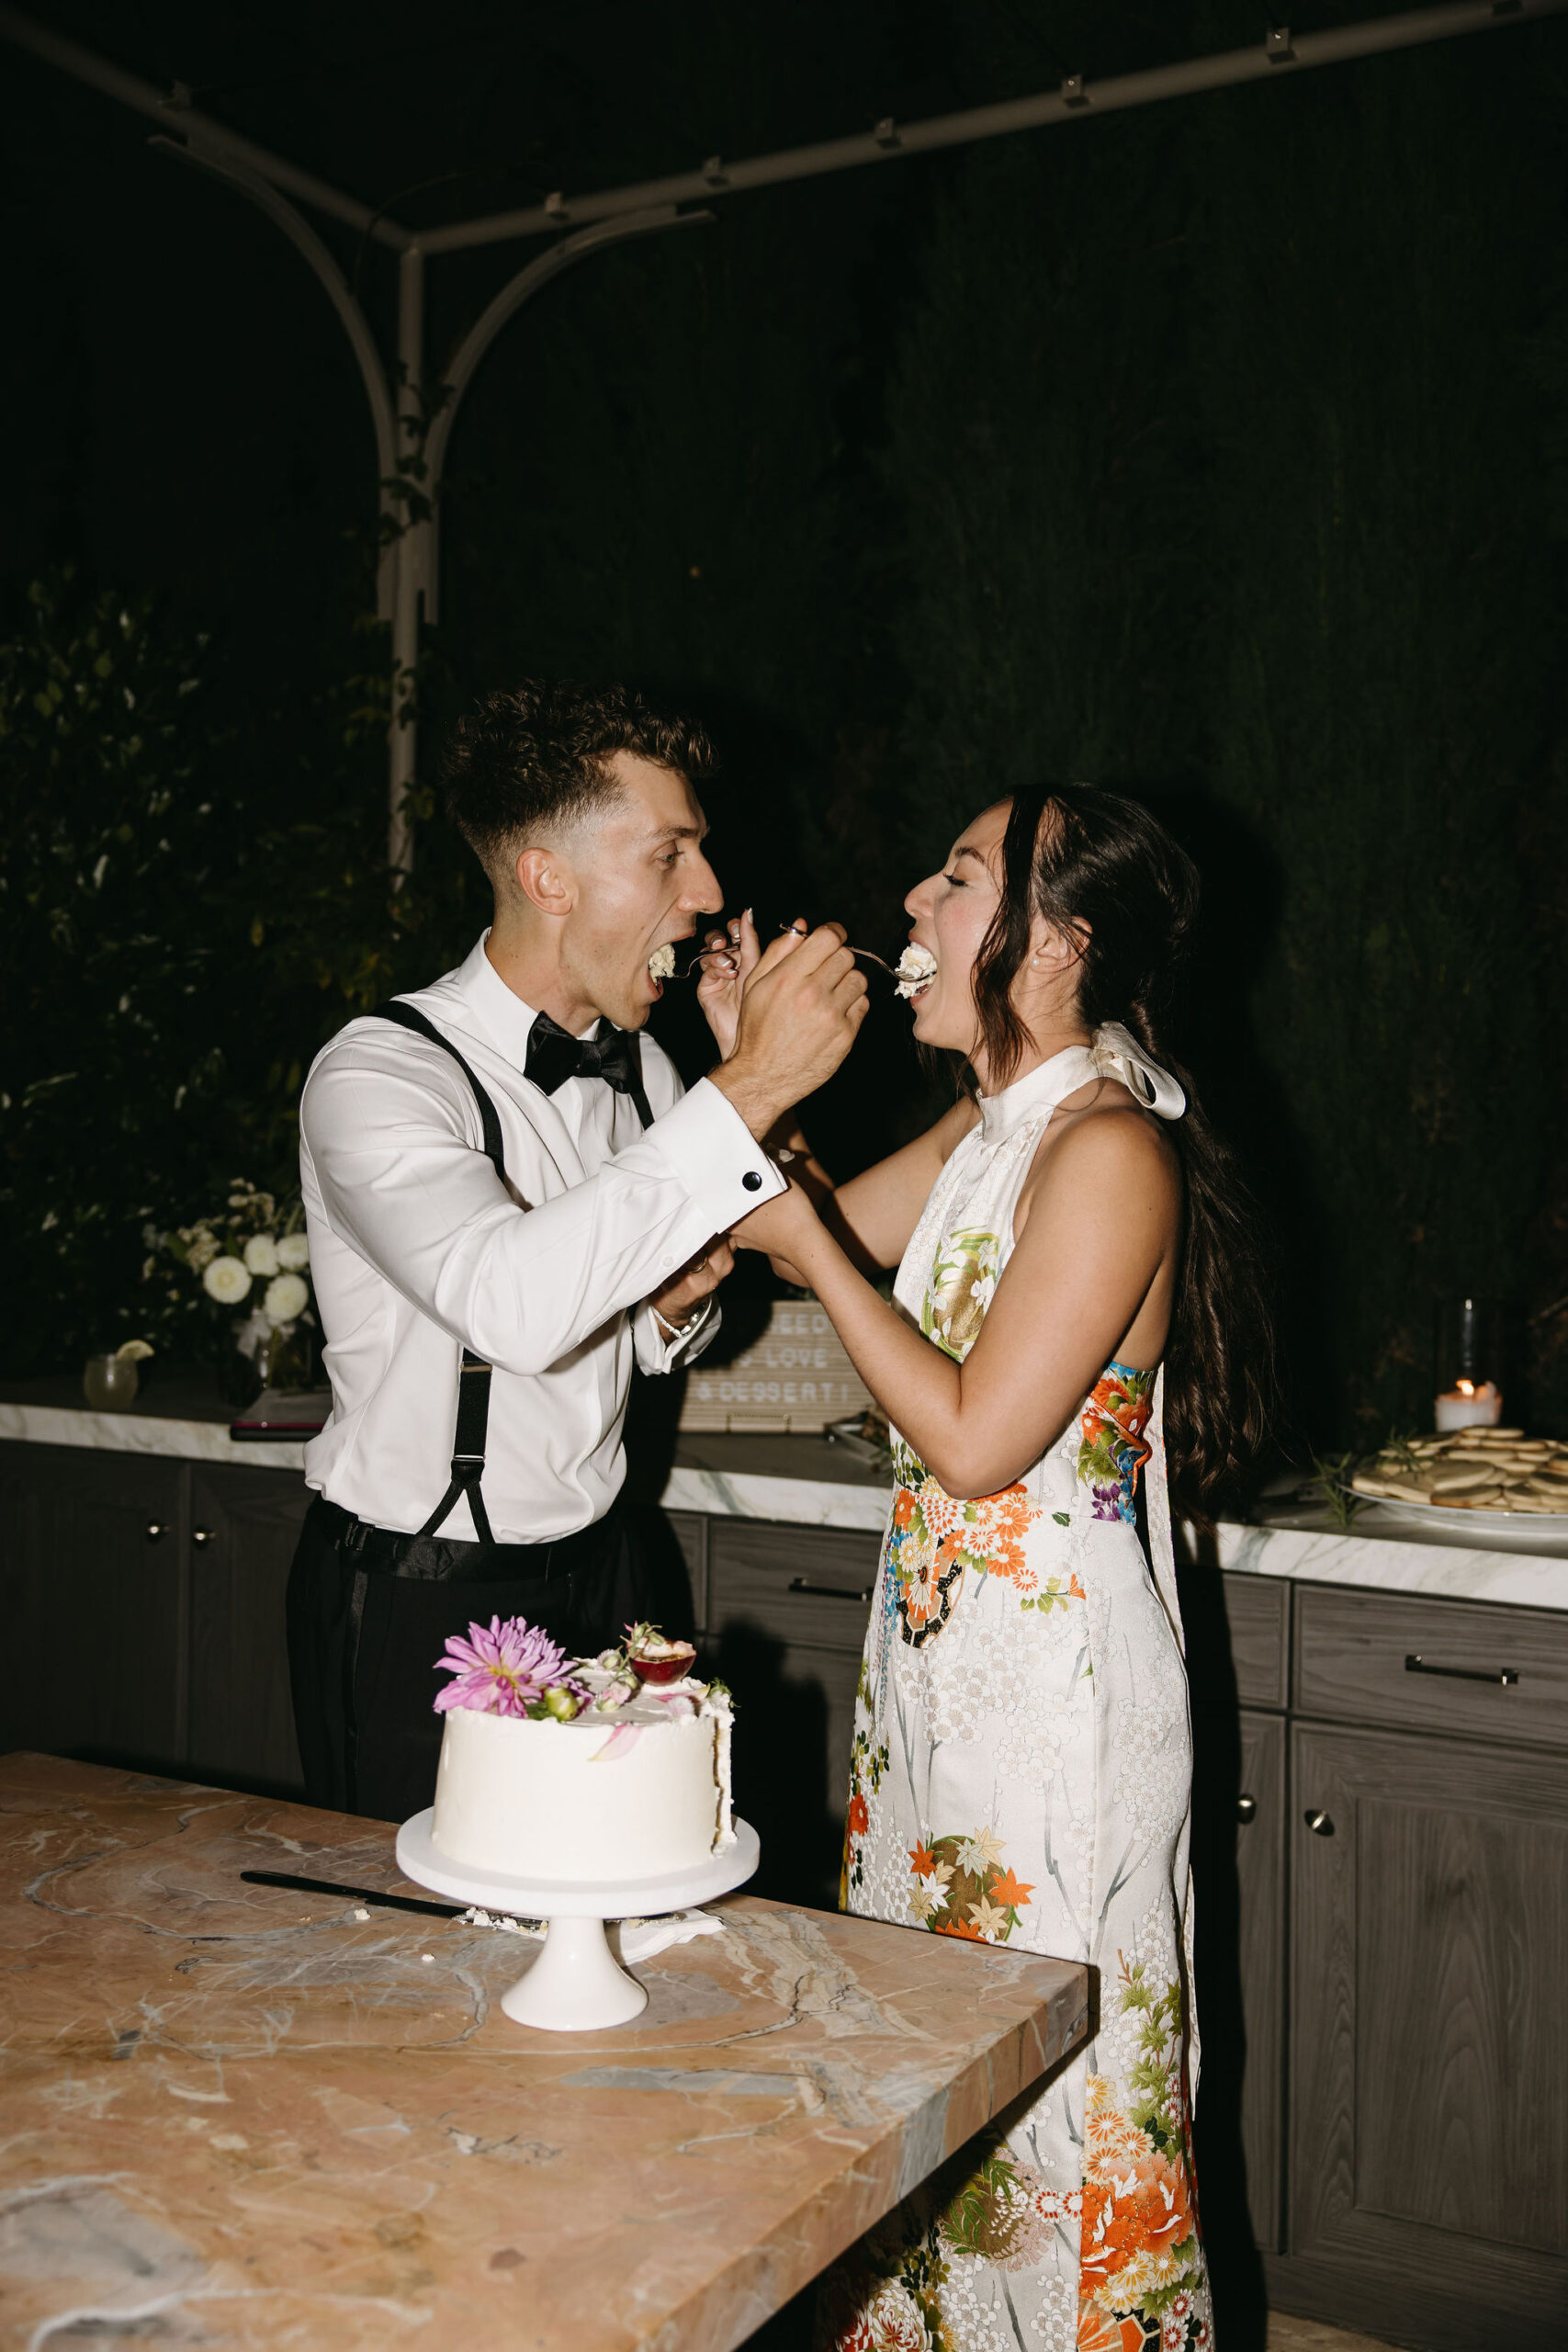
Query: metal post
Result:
<box><xmin>389</xmin><ymin>246</ymin><xmax>425</xmax><ymax>881</ymax></box>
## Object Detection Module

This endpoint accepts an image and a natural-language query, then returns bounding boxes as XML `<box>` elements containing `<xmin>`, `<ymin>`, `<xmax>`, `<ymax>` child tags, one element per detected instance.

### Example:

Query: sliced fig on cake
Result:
<box><xmin>629</xmin><ymin>1642</ymin><xmax>697</xmax><ymax>1685</ymax></box>
<box><xmin>623</xmin><ymin>1622</ymin><xmax>698</xmax><ymax>1684</ymax></box>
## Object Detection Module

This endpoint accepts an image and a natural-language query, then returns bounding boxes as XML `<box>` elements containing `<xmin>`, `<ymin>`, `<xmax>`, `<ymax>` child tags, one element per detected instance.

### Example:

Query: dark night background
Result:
<box><xmin>4</xmin><ymin>1</ymin><xmax>1566</xmax><ymax>1464</ymax></box>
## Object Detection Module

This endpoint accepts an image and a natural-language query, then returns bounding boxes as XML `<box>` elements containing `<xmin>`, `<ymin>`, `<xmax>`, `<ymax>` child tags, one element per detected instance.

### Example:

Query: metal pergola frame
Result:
<box><xmin>4</xmin><ymin>0</ymin><xmax>1562</xmax><ymax>875</ymax></box>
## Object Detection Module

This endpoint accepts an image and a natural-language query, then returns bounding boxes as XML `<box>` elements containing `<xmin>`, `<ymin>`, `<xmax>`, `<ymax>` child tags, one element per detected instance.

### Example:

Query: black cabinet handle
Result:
<box><xmin>192</xmin><ymin>1528</ymin><xmax>215</xmax><ymax>1547</ymax></box>
<box><xmin>1405</xmin><ymin>1653</ymin><xmax>1518</xmax><ymax>1688</ymax></box>
<box><xmin>1305</xmin><ymin>1809</ymin><xmax>1335</xmax><ymax>1837</ymax></box>
<box><xmin>1235</xmin><ymin>1793</ymin><xmax>1258</xmax><ymax>1825</ymax></box>
<box><xmin>788</xmin><ymin>1576</ymin><xmax>874</xmax><ymax>1603</ymax></box>
<box><xmin>145</xmin><ymin>1521</ymin><xmax>167</xmax><ymax>1543</ymax></box>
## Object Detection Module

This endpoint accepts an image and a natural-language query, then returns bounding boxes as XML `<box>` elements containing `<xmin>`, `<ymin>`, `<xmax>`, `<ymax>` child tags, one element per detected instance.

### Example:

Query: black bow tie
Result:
<box><xmin>525</xmin><ymin>1012</ymin><xmax>653</xmax><ymax>1129</ymax></box>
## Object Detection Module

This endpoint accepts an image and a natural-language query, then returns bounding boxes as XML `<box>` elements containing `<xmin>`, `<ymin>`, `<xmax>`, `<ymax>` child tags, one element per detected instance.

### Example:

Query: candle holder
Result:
<box><xmin>1433</xmin><ymin>1295</ymin><xmax>1505</xmax><ymax>1433</ymax></box>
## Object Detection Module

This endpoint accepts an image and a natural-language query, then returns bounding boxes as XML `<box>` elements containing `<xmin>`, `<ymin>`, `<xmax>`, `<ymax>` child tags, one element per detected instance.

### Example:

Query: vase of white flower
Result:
<box><xmin>150</xmin><ymin>1181</ymin><xmax>316</xmax><ymax>1405</ymax></box>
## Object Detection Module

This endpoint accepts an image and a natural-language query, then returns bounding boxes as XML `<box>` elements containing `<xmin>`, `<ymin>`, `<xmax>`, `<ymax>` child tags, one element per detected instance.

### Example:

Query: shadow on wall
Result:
<box><xmin>1147</xmin><ymin>785</ymin><xmax>1317</xmax><ymax>1464</ymax></box>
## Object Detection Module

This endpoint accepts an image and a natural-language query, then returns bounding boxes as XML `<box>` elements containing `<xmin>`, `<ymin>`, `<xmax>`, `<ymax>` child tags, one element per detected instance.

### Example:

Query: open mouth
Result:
<box><xmin>894</xmin><ymin>943</ymin><xmax>938</xmax><ymax>1001</ymax></box>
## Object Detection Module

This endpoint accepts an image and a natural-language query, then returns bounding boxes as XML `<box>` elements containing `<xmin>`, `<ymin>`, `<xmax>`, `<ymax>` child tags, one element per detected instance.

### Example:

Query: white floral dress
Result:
<box><xmin>825</xmin><ymin>1027</ymin><xmax>1213</xmax><ymax>2352</ymax></box>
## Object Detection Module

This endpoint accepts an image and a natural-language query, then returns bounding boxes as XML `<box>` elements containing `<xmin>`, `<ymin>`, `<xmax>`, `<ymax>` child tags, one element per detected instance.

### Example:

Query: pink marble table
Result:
<box><xmin>0</xmin><ymin>1755</ymin><xmax>1088</xmax><ymax>2351</ymax></box>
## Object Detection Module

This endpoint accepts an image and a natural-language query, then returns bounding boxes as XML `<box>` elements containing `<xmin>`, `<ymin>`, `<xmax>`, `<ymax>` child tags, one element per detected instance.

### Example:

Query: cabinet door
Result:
<box><xmin>1191</xmin><ymin>1702</ymin><xmax>1285</xmax><ymax>2257</ymax></box>
<box><xmin>0</xmin><ymin>1442</ymin><xmax>187</xmax><ymax>1769</ymax></box>
<box><xmin>1290</xmin><ymin>1723</ymin><xmax>1568</xmax><ymax>2346</ymax></box>
<box><xmin>704</xmin><ymin>1518</ymin><xmax>872</xmax><ymax>1911</ymax></box>
<box><xmin>186</xmin><ymin>1464</ymin><xmax>309</xmax><ymax>1793</ymax></box>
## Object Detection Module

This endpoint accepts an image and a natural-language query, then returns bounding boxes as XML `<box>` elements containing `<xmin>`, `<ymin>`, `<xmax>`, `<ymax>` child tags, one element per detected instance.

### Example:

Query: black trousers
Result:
<box><xmin>286</xmin><ymin>1494</ymin><xmax>654</xmax><ymax>1824</ymax></box>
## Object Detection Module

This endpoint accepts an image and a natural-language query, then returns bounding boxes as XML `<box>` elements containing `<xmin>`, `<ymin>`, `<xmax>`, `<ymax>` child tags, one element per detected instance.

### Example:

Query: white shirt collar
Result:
<box><xmin>455</xmin><ymin>929</ymin><xmax>602</xmax><ymax>1063</ymax></box>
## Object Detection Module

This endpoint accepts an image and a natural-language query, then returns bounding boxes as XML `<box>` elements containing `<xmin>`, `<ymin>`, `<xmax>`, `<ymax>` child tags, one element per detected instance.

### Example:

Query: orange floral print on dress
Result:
<box><xmin>886</xmin><ymin>1442</ymin><xmax>1047</xmax><ymax>1645</ymax></box>
<box><xmin>1078</xmin><ymin>1362</ymin><xmax>1156</xmax><ymax>1525</ymax></box>
<box><xmin>905</xmin><ymin>1829</ymin><xmax>1031</xmax><ymax>1943</ymax></box>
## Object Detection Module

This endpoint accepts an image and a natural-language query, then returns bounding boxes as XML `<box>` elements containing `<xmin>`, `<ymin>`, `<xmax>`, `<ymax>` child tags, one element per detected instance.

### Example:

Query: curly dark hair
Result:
<box><xmin>443</xmin><ymin>680</ymin><xmax>716</xmax><ymax>880</ymax></box>
<box><xmin>973</xmin><ymin>784</ymin><xmax>1275</xmax><ymax>1521</ymax></box>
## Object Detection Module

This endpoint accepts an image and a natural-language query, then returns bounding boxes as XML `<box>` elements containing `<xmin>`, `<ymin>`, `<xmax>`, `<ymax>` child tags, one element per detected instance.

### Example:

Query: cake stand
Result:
<box><xmin>395</xmin><ymin>1810</ymin><xmax>760</xmax><ymax>2032</ymax></box>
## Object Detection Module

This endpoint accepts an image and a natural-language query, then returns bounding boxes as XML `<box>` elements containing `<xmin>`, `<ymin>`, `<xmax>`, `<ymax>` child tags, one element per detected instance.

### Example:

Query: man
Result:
<box><xmin>287</xmin><ymin>681</ymin><xmax>866</xmax><ymax>1822</ymax></box>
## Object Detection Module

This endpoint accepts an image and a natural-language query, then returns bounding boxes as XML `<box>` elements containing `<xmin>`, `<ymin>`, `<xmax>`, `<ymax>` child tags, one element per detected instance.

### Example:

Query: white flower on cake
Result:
<box><xmin>894</xmin><ymin>942</ymin><xmax>938</xmax><ymax>998</ymax></box>
<box><xmin>276</xmin><ymin>1232</ymin><xmax>310</xmax><ymax>1271</ymax></box>
<box><xmin>264</xmin><ymin>1272</ymin><xmax>309</xmax><ymax>1324</ymax></box>
<box><xmin>202</xmin><ymin>1254</ymin><xmax>252</xmax><ymax>1304</ymax></box>
<box><xmin>243</xmin><ymin>1234</ymin><xmax>280</xmax><ymax>1276</ymax></box>
<box><xmin>648</xmin><ymin>943</ymin><xmax>677</xmax><ymax>981</ymax></box>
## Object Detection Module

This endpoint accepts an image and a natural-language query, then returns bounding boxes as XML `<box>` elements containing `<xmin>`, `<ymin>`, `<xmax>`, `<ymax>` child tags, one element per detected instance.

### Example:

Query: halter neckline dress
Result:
<box><xmin>825</xmin><ymin>1025</ymin><xmax>1213</xmax><ymax>2352</ymax></box>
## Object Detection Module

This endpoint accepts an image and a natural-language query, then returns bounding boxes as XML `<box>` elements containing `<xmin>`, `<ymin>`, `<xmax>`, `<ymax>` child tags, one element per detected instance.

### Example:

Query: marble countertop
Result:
<box><xmin>1201</xmin><ymin>1502</ymin><xmax>1568</xmax><ymax>1611</ymax></box>
<box><xmin>4</xmin><ymin>1379</ymin><xmax>1564</xmax><ymax>1608</ymax></box>
<box><xmin>0</xmin><ymin>1755</ymin><xmax>1088</xmax><ymax>2351</ymax></box>
<box><xmin>0</xmin><ymin>1374</ymin><xmax>316</xmax><ymax>1472</ymax></box>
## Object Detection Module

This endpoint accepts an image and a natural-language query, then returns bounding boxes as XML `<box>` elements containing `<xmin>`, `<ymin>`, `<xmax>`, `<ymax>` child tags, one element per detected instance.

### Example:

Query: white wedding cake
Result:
<box><xmin>427</xmin><ymin>1617</ymin><xmax>734</xmax><ymax>1882</ymax></box>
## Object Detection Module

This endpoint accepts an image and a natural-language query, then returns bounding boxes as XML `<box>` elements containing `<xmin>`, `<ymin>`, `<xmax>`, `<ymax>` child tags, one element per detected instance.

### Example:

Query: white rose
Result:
<box><xmin>203</xmin><ymin>1255</ymin><xmax>252</xmax><ymax>1305</ymax></box>
<box><xmin>264</xmin><ymin>1272</ymin><xmax>309</xmax><ymax>1323</ymax></box>
<box><xmin>243</xmin><ymin>1234</ymin><xmax>280</xmax><ymax>1276</ymax></box>
<box><xmin>276</xmin><ymin>1232</ymin><xmax>310</xmax><ymax>1271</ymax></box>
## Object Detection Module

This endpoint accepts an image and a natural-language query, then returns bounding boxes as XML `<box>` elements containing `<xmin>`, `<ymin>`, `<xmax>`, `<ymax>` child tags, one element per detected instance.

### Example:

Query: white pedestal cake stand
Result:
<box><xmin>395</xmin><ymin>1810</ymin><xmax>760</xmax><ymax>2032</ymax></box>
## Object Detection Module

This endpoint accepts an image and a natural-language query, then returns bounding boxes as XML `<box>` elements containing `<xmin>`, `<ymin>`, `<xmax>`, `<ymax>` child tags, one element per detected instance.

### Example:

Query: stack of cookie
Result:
<box><xmin>1351</xmin><ymin>1430</ymin><xmax>1568</xmax><ymax>1515</ymax></box>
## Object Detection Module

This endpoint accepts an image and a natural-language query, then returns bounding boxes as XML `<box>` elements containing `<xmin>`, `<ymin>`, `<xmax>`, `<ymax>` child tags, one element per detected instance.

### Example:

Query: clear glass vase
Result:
<box><xmin>83</xmin><ymin>1353</ymin><xmax>140</xmax><ymax>1411</ymax></box>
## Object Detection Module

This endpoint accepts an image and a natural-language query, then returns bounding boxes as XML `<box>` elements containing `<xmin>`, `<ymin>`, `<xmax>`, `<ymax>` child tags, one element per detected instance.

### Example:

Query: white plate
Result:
<box><xmin>1363</xmin><ymin>1495</ymin><xmax>1568</xmax><ymax>1535</ymax></box>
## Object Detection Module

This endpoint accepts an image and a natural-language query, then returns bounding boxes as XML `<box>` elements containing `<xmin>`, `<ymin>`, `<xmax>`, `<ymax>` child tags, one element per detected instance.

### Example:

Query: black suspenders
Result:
<box><xmin>374</xmin><ymin>1000</ymin><xmax>507</xmax><ymax>1547</ymax></box>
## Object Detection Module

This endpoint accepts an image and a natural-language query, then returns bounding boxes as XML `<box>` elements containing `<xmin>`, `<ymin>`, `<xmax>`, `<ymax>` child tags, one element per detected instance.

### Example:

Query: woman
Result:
<box><xmin>713</xmin><ymin>786</ymin><xmax>1270</xmax><ymax>2352</ymax></box>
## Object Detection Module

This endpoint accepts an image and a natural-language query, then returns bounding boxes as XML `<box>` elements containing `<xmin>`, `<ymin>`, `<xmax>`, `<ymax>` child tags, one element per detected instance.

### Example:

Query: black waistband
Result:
<box><xmin>306</xmin><ymin>1493</ymin><xmax>623</xmax><ymax>1585</ymax></box>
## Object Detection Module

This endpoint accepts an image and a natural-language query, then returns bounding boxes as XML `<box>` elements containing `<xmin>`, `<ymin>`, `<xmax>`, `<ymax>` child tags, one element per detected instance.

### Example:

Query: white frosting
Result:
<box><xmin>432</xmin><ymin>1682</ymin><xmax>733</xmax><ymax>1880</ymax></box>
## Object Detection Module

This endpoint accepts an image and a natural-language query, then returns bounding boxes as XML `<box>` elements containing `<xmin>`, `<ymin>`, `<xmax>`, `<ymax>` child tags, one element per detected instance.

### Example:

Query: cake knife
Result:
<box><xmin>240</xmin><ymin>1867</ymin><xmax>464</xmax><ymax>1918</ymax></box>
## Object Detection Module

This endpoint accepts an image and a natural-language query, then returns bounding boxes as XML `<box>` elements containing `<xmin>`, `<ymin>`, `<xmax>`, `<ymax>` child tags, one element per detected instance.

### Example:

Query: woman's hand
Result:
<box><xmin>700</xmin><ymin>908</ymin><xmax>808</xmax><ymax>1058</ymax></box>
<box><xmin>696</xmin><ymin>909</ymin><xmax>769</xmax><ymax>1059</ymax></box>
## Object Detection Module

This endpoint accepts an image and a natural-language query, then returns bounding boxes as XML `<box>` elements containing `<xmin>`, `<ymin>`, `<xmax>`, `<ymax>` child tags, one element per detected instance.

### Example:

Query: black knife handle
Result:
<box><xmin>240</xmin><ymin>1868</ymin><xmax>464</xmax><ymax>1918</ymax></box>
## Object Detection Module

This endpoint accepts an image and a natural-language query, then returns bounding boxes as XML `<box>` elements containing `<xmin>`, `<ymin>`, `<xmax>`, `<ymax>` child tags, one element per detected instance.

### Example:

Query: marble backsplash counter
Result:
<box><xmin>3</xmin><ymin>1379</ymin><xmax>1564</xmax><ymax>1610</ymax></box>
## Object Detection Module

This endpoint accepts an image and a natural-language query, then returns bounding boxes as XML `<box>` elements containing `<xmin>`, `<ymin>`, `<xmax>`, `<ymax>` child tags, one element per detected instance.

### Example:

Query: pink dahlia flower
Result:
<box><xmin>433</xmin><ymin>1615</ymin><xmax>584</xmax><ymax>1717</ymax></box>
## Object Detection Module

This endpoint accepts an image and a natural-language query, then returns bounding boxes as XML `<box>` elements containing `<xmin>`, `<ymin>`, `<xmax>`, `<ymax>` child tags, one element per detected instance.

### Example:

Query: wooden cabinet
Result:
<box><xmin>1274</xmin><ymin>1618</ymin><xmax>1568</xmax><ymax>2349</ymax></box>
<box><xmin>0</xmin><ymin>1443</ymin><xmax>304</xmax><ymax>1796</ymax></box>
<box><xmin>0</xmin><ymin>1442</ymin><xmax>188</xmax><ymax>1769</ymax></box>
<box><xmin>702</xmin><ymin>1518</ymin><xmax>877</xmax><ymax>1909</ymax></box>
<box><xmin>1234</xmin><ymin>1706</ymin><xmax>1285</xmax><ymax>2246</ymax></box>
<box><xmin>186</xmin><ymin>1463</ymin><xmax>310</xmax><ymax>1792</ymax></box>
<box><xmin>1188</xmin><ymin>1568</ymin><xmax>1288</xmax><ymax>2297</ymax></box>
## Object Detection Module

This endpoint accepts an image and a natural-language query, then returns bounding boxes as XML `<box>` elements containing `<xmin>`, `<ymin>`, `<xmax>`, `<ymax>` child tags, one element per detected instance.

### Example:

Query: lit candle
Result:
<box><xmin>1434</xmin><ymin>1378</ymin><xmax>1504</xmax><ymax>1433</ymax></box>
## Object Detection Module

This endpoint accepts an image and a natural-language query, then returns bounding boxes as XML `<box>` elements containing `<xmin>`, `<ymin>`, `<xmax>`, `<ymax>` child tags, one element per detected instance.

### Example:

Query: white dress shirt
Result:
<box><xmin>299</xmin><ymin>932</ymin><xmax>784</xmax><ymax>1543</ymax></box>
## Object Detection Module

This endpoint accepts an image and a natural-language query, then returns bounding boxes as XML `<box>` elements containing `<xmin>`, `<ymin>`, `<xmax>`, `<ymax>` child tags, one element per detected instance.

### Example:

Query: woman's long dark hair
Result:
<box><xmin>971</xmin><ymin>784</ymin><xmax>1274</xmax><ymax>1521</ymax></box>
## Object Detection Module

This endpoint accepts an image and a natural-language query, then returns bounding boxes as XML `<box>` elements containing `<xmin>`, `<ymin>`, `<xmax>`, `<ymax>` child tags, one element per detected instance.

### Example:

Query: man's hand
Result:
<box><xmin>648</xmin><ymin>1238</ymin><xmax>734</xmax><ymax>1334</ymax></box>
<box><xmin>707</xmin><ymin>921</ymin><xmax>868</xmax><ymax>1140</ymax></box>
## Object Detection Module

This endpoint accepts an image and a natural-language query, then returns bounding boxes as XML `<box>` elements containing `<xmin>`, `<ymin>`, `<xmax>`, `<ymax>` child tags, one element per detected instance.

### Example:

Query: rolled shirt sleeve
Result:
<box><xmin>302</xmin><ymin>1046</ymin><xmax>783</xmax><ymax>1379</ymax></box>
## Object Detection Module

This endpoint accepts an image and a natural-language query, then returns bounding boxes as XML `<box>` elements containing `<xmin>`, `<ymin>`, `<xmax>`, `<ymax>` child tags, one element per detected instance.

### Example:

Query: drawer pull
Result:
<box><xmin>788</xmin><ymin>1576</ymin><xmax>874</xmax><ymax>1603</ymax></box>
<box><xmin>1235</xmin><ymin>1793</ymin><xmax>1258</xmax><ymax>1826</ymax></box>
<box><xmin>1404</xmin><ymin>1653</ymin><xmax>1518</xmax><ymax>1689</ymax></box>
<box><xmin>192</xmin><ymin>1528</ymin><xmax>215</xmax><ymax>1548</ymax></box>
<box><xmin>145</xmin><ymin>1521</ymin><xmax>168</xmax><ymax>1543</ymax></box>
<box><xmin>1305</xmin><ymin>1809</ymin><xmax>1335</xmax><ymax>1837</ymax></box>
